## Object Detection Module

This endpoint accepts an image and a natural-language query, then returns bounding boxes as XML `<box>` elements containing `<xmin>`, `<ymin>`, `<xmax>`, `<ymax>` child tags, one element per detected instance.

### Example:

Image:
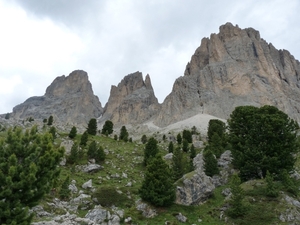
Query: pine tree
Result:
<box><xmin>182</xmin><ymin>129</ymin><xmax>192</xmax><ymax>143</ymax></box>
<box><xmin>0</xmin><ymin>126</ymin><xmax>64</xmax><ymax>225</ymax></box>
<box><xmin>119</xmin><ymin>126</ymin><xmax>129</xmax><ymax>142</ymax></box>
<box><xmin>227</xmin><ymin>174</ymin><xmax>247</xmax><ymax>218</ymax></box>
<box><xmin>141</xmin><ymin>134</ymin><xmax>147</xmax><ymax>144</ymax></box>
<box><xmin>177</xmin><ymin>133</ymin><xmax>182</xmax><ymax>145</ymax></box>
<box><xmin>139</xmin><ymin>155</ymin><xmax>175</xmax><ymax>207</ymax></box>
<box><xmin>87</xmin><ymin>140</ymin><xmax>97</xmax><ymax>159</ymax></box>
<box><xmin>59</xmin><ymin>176</ymin><xmax>71</xmax><ymax>200</ymax></box>
<box><xmin>87</xmin><ymin>118</ymin><xmax>97</xmax><ymax>135</ymax></box>
<box><xmin>68</xmin><ymin>126</ymin><xmax>77</xmax><ymax>139</ymax></box>
<box><xmin>172</xmin><ymin>146</ymin><xmax>184</xmax><ymax>181</ymax></box>
<box><xmin>49</xmin><ymin>126</ymin><xmax>56</xmax><ymax>140</ymax></box>
<box><xmin>182</xmin><ymin>139</ymin><xmax>189</xmax><ymax>152</ymax></box>
<box><xmin>101</xmin><ymin>120</ymin><xmax>113</xmax><ymax>135</ymax></box>
<box><xmin>168</xmin><ymin>141</ymin><xmax>174</xmax><ymax>153</ymax></box>
<box><xmin>47</xmin><ymin>115</ymin><xmax>54</xmax><ymax>126</ymax></box>
<box><xmin>204</xmin><ymin>150</ymin><xmax>219</xmax><ymax>177</ymax></box>
<box><xmin>67</xmin><ymin>142</ymin><xmax>79</xmax><ymax>164</ymax></box>
<box><xmin>190</xmin><ymin>144</ymin><xmax>196</xmax><ymax>159</ymax></box>
<box><xmin>265</xmin><ymin>171</ymin><xmax>278</xmax><ymax>197</ymax></box>
<box><xmin>80</xmin><ymin>131</ymin><xmax>89</xmax><ymax>146</ymax></box>
<box><xmin>95</xmin><ymin>146</ymin><xmax>106</xmax><ymax>162</ymax></box>
<box><xmin>143</xmin><ymin>137</ymin><xmax>159</xmax><ymax>166</ymax></box>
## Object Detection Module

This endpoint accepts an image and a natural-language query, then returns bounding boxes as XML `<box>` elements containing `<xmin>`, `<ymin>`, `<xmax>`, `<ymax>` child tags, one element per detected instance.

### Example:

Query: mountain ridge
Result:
<box><xmin>8</xmin><ymin>22</ymin><xmax>300</xmax><ymax>129</ymax></box>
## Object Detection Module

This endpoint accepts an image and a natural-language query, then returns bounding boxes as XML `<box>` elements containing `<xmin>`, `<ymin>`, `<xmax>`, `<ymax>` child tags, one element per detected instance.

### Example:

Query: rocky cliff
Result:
<box><xmin>12</xmin><ymin>70</ymin><xmax>103</xmax><ymax>125</ymax></box>
<box><xmin>100</xmin><ymin>72</ymin><xmax>160</xmax><ymax>126</ymax></box>
<box><xmin>154</xmin><ymin>22</ymin><xmax>300</xmax><ymax>126</ymax></box>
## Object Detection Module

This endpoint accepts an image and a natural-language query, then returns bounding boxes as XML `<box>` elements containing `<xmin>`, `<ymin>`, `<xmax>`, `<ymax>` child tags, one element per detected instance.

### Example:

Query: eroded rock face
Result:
<box><xmin>101</xmin><ymin>72</ymin><xmax>160</xmax><ymax>126</ymax></box>
<box><xmin>155</xmin><ymin>22</ymin><xmax>300</xmax><ymax>127</ymax></box>
<box><xmin>12</xmin><ymin>70</ymin><xmax>103</xmax><ymax>125</ymax></box>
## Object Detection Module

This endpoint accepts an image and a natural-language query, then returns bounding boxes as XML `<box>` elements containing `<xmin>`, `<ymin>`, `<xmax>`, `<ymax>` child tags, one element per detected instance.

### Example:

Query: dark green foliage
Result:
<box><xmin>0</xmin><ymin>126</ymin><xmax>64</xmax><ymax>225</ymax></box>
<box><xmin>101</xmin><ymin>120</ymin><xmax>113</xmax><ymax>135</ymax></box>
<box><xmin>49</xmin><ymin>126</ymin><xmax>56</xmax><ymax>140</ymax></box>
<box><xmin>141</xmin><ymin>134</ymin><xmax>147</xmax><ymax>144</ymax></box>
<box><xmin>67</xmin><ymin>142</ymin><xmax>79</xmax><ymax>164</ymax></box>
<box><xmin>163</xmin><ymin>134</ymin><xmax>166</xmax><ymax>141</ymax></box>
<box><xmin>129</xmin><ymin>137</ymin><xmax>132</xmax><ymax>142</ymax></box>
<box><xmin>177</xmin><ymin>133</ymin><xmax>182</xmax><ymax>145</ymax></box>
<box><xmin>265</xmin><ymin>171</ymin><xmax>278</xmax><ymax>198</ymax></box>
<box><xmin>206</xmin><ymin>133</ymin><xmax>224</xmax><ymax>158</ymax></box>
<box><xmin>114</xmin><ymin>134</ymin><xmax>118</xmax><ymax>140</ymax></box>
<box><xmin>139</xmin><ymin>155</ymin><xmax>175</xmax><ymax>207</ymax></box>
<box><xmin>207</xmin><ymin>119</ymin><xmax>226</xmax><ymax>144</ymax></box>
<box><xmin>203</xmin><ymin>150</ymin><xmax>219</xmax><ymax>177</ymax></box>
<box><xmin>182</xmin><ymin>129</ymin><xmax>192</xmax><ymax>143</ymax></box>
<box><xmin>87</xmin><ymin>140</ymin><xmax>97</xmax><ymax>159</ymax></box>
<box><xmin>87</xmin><ymin>118</ymin><xmax>97</xmax><ymax>135</ymax></box>
<box><xmin>43</xmin><ymin>118</ymin><xmax>47</xmax><ymax>123</ymax></box>
<box><xmin>143</xmin><ymin>137</ymin><xmax>159</xmax><ymax>166</ymax></box>
<box><xmin>190</xmin><ymin>144</ymin><xmax>196</xmax><ymax>159</ymax></box>
<box><xmin>59</xmin><ymin>176</ymin><xmax>71</xmax><ymax>200</ymax></box>
<box><xmin>28</xmin><ymin>117</ymin><xmax>34</xmax><ymax>122</ymax></box>
<box><xmin>228</xmin><ymin>105</ymin><xmax>300</xmax><ymax>181</ymax></box>
<box><xmin>172</xmin><ymin>146</ymin><xmax>184</xmax><ymax>181</ymax></box>
<box><xmin>168</xmin><ymin>141</ymin><xmax>174</xmax><ymax>153</ymax></box>
<box><xmin>68</xmin><ymin>126</ymin><xmax>77</xmax><ymax>139</ymax></box>
<box><xmin>280</xmin><ymin>170</ymin><xmax>298</xmax><ymax>196</ymax></box>
<box><xmin>119</xmin><ymin>126</ymin><xmax>129</xmax><ymax>142</ymax></box>
<box><xmin>87</xmin><ymin>141</ymin><xmax>106</xmax><ymax>163</ymax></box>
<box><xmin>227</xmin><ymin>174</ymin><xmax>248</xmax><ymax>218</ymax></box>
<box><xmin>47</xmin><ymin>115</ymin><xmax>53</xmax><ymax>126</ymax></box>
<box><xmin>182</xmin><ymin>139</ymin><xmax>189</xmax><ymax>152</ymax></box>
<box><xmin>80</xmin><ymin>131</ymin><xmax>89</xmax><ymax>146</ymax></box>
<box><xmin>93</xmin><ymin>187</ymin><xmax>131</xmax><ymax>207</ymax></box>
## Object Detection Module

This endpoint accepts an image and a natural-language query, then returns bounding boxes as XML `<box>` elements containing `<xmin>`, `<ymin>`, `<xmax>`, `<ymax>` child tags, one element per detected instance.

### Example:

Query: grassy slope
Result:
<box><xmin>0</xmin><ymin>125</ymin><xmax>298</xmax><ymax>224</ymax></box>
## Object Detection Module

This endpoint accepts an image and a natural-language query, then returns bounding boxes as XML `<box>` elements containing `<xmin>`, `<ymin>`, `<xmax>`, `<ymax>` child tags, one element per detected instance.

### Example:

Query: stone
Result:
<box><xmin>81</xmin><ymin>163</ymin><xmax>103</xmax><ymax>173</ymax></box>
<box><xmin>175</xmin><ymin>171</ymin><xmax>215</xmax><ymax>205</ymax></box>
<box><xmin>136</xmin><ymin>199</ymin><xmax>157</xmax><ymax>218</ymax></box>
<box><xmin>164</xmin><ymin>153</ymin><xmax>173</xmax><ymax>160</ymax></box>
<box><xmin>85</xmin><ymin>206</ymin><xmax>108</xmax><ymax>224</ymax></box>
<box><xmin>82</xmin><ymin>179</ymin><xmax>92</xmax><ymax>189</ymax></box>
<box><xmin>68</xmin><ymin>180</ymin><xmax>78</xmax><ymax>193</ymax></box>
<box><xmin>176</xmin><ymin>213</ymin><xmax>187</xmax><ymax>223</ymax></box>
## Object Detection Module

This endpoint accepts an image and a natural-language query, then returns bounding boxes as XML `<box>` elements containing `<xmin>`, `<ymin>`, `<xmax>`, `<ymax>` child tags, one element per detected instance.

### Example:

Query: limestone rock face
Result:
<box><xmin>12</xmin><ymin>70</ymin><xmax>103</xmax><ymax>125</ymax></box>
<box><xmin>101</xmin><ymin>72</ymin><xmax>160</xmax><ymax>126</ymax></box>
<box><xmin>155</xmin><ymin>22</ymin><xmax>300</xmax><ymax>126</ymax></box>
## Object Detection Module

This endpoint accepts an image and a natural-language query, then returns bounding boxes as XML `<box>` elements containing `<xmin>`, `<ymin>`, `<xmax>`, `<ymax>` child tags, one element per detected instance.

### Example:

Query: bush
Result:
<box><xmin>87</xmin><ymin>118</ymin><xmax>97</xmax><ymax>135</ymax></box>
<box><xmin>68</xmin><ymin>126</ymin><xmax>77</xmax><ymax>139</ymax></box>
<box><xmin>93</xmin><ymin>187</ymin><xmax>130</xmax><ymax>207</ymax></box>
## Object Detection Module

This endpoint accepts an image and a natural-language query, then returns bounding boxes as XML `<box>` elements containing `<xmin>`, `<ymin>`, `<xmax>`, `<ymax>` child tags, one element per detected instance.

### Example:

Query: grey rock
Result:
<box><xmin>85</xmin><ymin>206</ymin><xmax>108</xmax><ymax>224</ymax></box>
<box><xmin>175</xmin><ymin>171</ymin><xmax>215</xmax><ymax>205</ymax></box>
<box><xmin>176</xmin><ymin>213</ymin><xmax>187</xmax><ymax>223</ymax></box>
<box><xmin>82</xmin><ymin>179</ymin><xmax>93</xmax><ymax>189</ymax></box>
<box><xmin>154</xmin><ymin>23</ymin><xmax>300</xmax><ymax>127</ymax></box>
<box><xmin>100</xmin><ymin>72</ymin><xmax>161</xmax><ymax>126</ymax></box>
<box><xmin>12</xmin><ymin>70</ymin><xmax>103</xmax><ymax>126</ymax></box>
<box><xmin>164</xmin><ymin>153</ymin><xmax>173</xmax><ymax>160</ymax></box>
<box><xmin>136</xmin><ymin>199</ymin><xmax>157</xmax><ymax>218</ymax></box>
<box><xmin>81</xmin><ymin>163</ymin><xmax>103</xmax><ymax>173</ymax></box>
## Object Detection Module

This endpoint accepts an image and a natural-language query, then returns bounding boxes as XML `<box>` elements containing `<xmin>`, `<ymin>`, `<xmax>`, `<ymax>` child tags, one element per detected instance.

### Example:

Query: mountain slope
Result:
<box><xmin>154</xmin><ymin>22</ymin><xmax>300</xmax><ymax>127</ymax></box>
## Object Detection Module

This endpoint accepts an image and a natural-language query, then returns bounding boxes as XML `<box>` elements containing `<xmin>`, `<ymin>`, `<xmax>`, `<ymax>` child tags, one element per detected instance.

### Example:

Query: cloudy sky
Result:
<box><xmin>0</xmin><ymin>0</ymin><xmax>299</xmax><ymax>114</ymax></box>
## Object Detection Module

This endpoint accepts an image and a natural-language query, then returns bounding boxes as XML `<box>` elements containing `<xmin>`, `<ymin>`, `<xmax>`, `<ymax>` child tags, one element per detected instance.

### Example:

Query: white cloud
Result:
<box><xmin>0</xmin><ymin>0</ymin><xmax>299</xmax><ymax>114</ymax></box>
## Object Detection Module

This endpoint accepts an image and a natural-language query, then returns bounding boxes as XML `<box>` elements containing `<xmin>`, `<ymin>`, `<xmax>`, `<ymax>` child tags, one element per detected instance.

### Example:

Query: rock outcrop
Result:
<box><xmin>100</xmin><ymin>72</ymin><xmax>160</xmax><ymax>126</ymax></box>
<box><xmin>155</xmin><ymin>22</ymin><xmax>300</xmax><ymax>126</ymax></box>
<box><xmin>12</xmin><ymin>70</ymin><xmax>103</xmax><ymax>125</ymax></box>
